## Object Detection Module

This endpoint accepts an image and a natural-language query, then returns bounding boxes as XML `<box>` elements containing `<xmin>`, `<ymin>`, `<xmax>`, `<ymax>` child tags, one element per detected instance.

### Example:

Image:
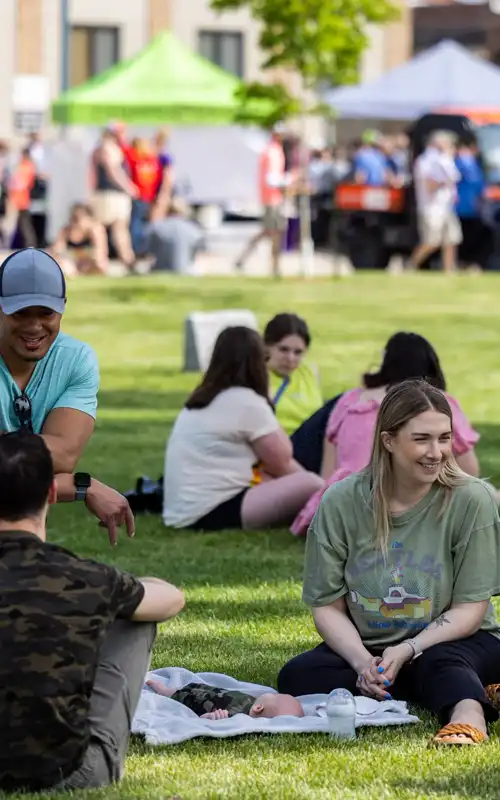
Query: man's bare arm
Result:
<box><xmin>42</xmin><ymin>408</ymin><xmax>95</xmax><ymax>473</ymax></box>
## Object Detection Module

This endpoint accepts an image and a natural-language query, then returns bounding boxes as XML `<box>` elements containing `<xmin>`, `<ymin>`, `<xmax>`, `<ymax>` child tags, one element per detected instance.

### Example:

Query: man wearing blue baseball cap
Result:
<box><xmin>0</xmin><ymin>247</ymin><xmax>133</xmax><ymax>543</ymax></box>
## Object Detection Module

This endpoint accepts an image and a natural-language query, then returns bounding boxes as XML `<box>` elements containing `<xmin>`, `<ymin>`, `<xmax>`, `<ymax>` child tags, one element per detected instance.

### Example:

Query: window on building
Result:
<box><xmin>413</xmin><ymin>29</ymin><xmax>487</xmax><ymax>56</ymax></box>
<box><xmin>70</xmin><ymin>26</ymin><xmax>120</xmax><ymax>87</ymax></box>
<box><xmin>198</xmin><ymin>31</ymin><xmax>244</xmax><ymax>77</ymax></box>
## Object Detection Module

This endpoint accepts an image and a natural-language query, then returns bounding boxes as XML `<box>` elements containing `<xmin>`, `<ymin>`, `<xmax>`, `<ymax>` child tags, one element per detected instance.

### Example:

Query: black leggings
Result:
<box><xmin>278</xmin><ymin>632</ymin><xmax>500</xmax><ymax>725</ymax></box>
<box><xmin>18</xmin><ymin>210</ymin><xmax>37</xmax><ymax>248</ymax></box>
<box><xmin>290</xmin><ymin>394</ymin><xmax>342</xmax><ymax>474</ymax></box>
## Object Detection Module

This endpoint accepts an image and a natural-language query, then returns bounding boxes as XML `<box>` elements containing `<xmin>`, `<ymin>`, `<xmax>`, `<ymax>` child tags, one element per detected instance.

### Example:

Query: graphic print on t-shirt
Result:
<box><xmin>351</xmin><ymin>564</ymin><xmax>431</xmax><ymax>619</ymax></box>
<box><xmin>347</xmin><ymin>545</ymin><xmax>441</xmax><ymax>636</ymax></box>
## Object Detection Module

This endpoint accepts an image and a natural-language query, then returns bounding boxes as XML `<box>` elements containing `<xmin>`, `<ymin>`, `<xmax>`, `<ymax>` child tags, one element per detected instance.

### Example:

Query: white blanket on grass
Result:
<box><xmin>131</xmin><ymin>667</ymin><xmax>420</xmax><ymax>745</ymax></box>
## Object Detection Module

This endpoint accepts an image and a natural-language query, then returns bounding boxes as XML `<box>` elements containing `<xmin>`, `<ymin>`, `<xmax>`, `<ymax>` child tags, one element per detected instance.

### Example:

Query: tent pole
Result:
<box><xmin>60</xmin><ymin>0</ymin><xmax>70</xmax><ymax>93</ymax></box>
<box><xmin>298</xmin><ymin>106</ymin><xmax>314</xmax><ymax>278</ymax></box>
<box><xmin>60</xmin><ymin>0</ymin><xmax>70</xmax><ymax>136</ymax></box>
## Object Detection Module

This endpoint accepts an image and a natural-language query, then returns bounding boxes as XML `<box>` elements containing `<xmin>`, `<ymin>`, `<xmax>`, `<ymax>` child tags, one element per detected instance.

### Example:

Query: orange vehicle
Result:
<box><xmin>330</xmin><ymin>111</ymin><xmax>500</xmax><ymax>270</ymax></box>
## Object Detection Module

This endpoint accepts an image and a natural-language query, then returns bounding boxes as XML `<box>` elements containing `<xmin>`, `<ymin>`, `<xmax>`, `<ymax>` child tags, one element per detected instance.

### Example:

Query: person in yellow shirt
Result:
<box><xmin>264</xmin><ymin>313</ymin><xmax>342</xmax><ymax>475</ymax></box>
<box><xmin>264</xmin><ymin>313</ymin><xmax>323</xmax><ymax>435</ymax></box>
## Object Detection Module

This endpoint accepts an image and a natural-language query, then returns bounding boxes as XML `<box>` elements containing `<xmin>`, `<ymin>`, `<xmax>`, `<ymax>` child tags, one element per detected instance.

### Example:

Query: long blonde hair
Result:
<box><xmin>368</xmin><ymin>379</ymin><xmax>466</xmax><ymax>555</ymax></box>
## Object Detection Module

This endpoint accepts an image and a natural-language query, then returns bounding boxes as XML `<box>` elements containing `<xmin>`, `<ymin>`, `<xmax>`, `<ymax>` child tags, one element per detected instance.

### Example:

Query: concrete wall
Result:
<box><xmin>362</xmin><ymin>3</ymin><xmax>412</xmax><ymax>82</ymax></box>
<box><xmin>414</xmin><ymin>3</ymin><xmax>500</xmax><ymax>62</ymax></box>
<box><xmin>170</xmin><ymin>0</ymin><xmax>263</xmax><ymax>81</ymax></box>
<box><xmin>17</xmin><ymin>0</ymin><xmax>44</xmax><ymax>73</ymax></box>
<box><xmin>0</xmin><ymin>0</ymin><xmax>414</xmax><ymax>141</ymax></box>
<box><xmin>40</xmin><ymin>0</ymin><xmax>149</xmax><ymax>104</ymax></box>
<box><xmin>149</xmin><ymin>0</ymin><xmax>173</xmax><ymax>39</ymax></box>
<box><xmin>0</xmin><ymin>0</ymin><xmax>16</xmax><ymax>138</ymax></box>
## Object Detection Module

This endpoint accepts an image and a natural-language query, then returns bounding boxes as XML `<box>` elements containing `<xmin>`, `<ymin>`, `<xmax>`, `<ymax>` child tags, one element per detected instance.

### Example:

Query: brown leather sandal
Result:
<box><xmin>430</xmin><ymin>723</ymin><xmax>487</xmax><ymax>746</ymax></box>
<box><xmin>485</xmin><ymin>684</ymin><xmax>500</xmax><ymax>711</ymax></box>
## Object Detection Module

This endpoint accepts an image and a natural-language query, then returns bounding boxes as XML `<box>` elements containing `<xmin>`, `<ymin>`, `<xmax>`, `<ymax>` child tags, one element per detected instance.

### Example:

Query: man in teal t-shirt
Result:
<box><xmin>0</xmin><ymin>329</ymin><xmax>98</xmax><ymax>441</ymax></box>
<box><xmin>0</xmin><ymin>248</ymin><xmax>134</xmax><ymax>543</ymax></box>
<box><xmin>0</xmin><ymin>248</ymin><xmax>99</xmax><ymax>473</ymax></box>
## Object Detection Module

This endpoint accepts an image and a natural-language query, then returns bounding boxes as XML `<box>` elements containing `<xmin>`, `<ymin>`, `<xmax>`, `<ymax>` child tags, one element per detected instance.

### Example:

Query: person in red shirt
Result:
<box><xmin>124</xmin><ymin>138</ymin><xmax>162</xmax><ymax>255</ymax></box>
<box><xmin>235</xmin><ymin>124</ymin><xmax>293</xmax><ymax>277</ymax></box>
<box><xmin>9</xmin><ymin>149</ymin><xmax>36</xmax><ymax>248</ymax></box>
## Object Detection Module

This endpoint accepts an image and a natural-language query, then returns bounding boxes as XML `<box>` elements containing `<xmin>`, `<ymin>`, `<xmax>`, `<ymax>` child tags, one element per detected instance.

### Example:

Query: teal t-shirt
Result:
<box><xmin>303</xmin><ymin>471</ymin><xmax>500</xmax><ymax>648</ymax></box>
<box><xmin>0</xmin><ymin>332</ymin><xmax>99</xmax><ymax>434</ymax></box>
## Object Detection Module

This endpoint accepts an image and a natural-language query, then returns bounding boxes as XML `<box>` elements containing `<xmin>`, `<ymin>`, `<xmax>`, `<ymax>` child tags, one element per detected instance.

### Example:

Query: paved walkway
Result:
<box><xmin>0</xmin><ymin>220</ymin><xmax>406</xmax><ymax>278</ymax></box>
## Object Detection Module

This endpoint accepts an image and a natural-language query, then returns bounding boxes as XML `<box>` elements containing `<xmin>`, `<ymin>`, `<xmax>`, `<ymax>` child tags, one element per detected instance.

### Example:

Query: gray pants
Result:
<box><xmin>56</xmin><ymin>619</ymin><xmax>156</xmax><ymax>791</ymax></box>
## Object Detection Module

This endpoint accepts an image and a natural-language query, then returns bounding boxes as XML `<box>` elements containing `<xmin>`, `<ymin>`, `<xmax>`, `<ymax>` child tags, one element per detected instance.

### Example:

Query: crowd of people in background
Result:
<box><xmin>0</xmin><ymin>125</ymin><xmax>205</xmax><ymax>278</ymax></box>
<box><xmin>235</xmin><ymin>123</ymin><xmax>491</xmax><ymax>276</ymax></box>
<box><xmin>309</xmin><ymin>128</ymin><xmax>488</xmax><ymax>273</ymax></box>
<box><xmin>0</xmin><ymin>121</ymin><xmax>492</xmax><ymax>277</ymax></box>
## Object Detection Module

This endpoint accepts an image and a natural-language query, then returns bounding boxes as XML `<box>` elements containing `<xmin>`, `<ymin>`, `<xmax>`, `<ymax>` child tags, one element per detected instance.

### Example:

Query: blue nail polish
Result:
<box><xmin>384</xmin><ymin>679</ymin><xmax>390</xmax><ymax>686</ymax></box>
<box><xmin>377</xmin><ymin>666</ymin><xmax>384</xmax><ymax>673</ymax></box>
<box><xmin>385</xmin><ymin>693</ymin><xmax>392</xmax><ymax>700</ymax></box>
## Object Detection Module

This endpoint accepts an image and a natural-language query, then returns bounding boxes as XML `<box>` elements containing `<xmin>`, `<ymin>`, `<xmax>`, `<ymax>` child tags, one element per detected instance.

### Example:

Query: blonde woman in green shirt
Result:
<box><xmin>278</xmin><ymin>380</ymin><xmax>500</xmax><ymax>746</ymax></box>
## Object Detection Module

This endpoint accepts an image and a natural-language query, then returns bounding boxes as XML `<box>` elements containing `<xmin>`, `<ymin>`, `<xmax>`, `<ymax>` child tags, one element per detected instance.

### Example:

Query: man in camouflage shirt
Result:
<box><xmin>0</xmin><ymin>432</ymin><xmax>185</xmax><ymax>793</ymax></box>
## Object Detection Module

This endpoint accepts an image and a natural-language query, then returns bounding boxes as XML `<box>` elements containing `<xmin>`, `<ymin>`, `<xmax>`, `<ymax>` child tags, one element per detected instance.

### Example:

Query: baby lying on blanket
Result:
<box><xmin>147</xmin><ymin>679</ymin><xmax>305</xmax><ymax>720</ymax></box>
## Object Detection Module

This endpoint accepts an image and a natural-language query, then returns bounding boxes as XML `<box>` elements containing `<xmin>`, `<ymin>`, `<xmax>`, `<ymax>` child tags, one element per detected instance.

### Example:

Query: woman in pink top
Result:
<box><xmin>291</xmin><ymin>332</ymin><xmax>480</xmax><ymax>536</ymax></box>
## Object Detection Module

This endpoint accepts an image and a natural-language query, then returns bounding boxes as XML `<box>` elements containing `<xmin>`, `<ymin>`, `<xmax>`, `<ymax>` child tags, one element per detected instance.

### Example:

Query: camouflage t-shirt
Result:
<box><xmin>0</xmin><ymin>531</ymin><xmax>145</xmax><ymax>793</ymax></box>
<box><xmin>171</xmin><ymin>682</ymin><xmax>255</xmax><ymax>716</ymax></box>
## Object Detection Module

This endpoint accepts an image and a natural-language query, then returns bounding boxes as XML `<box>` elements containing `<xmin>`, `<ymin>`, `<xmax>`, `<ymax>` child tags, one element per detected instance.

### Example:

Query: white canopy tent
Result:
<box><xmin>326</xmin><ymin>40</ymin><xmax>500</xmax><ymax>120</ymax></box>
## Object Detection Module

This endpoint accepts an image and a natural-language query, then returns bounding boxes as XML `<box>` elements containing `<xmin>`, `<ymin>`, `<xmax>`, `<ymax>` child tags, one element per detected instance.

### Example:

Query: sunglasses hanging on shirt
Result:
<box><xmin>13</xmin><ymin>392</ymin><xmax>33</xmax><ymax>433</ymax></box>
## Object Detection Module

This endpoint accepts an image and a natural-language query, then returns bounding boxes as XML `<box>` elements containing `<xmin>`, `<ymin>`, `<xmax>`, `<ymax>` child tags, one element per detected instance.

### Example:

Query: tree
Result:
<box><xmin>210</xmin><ymin>0</ymin><xmax>400</xmax><ymax>92</ymax></box>
<box><xmin>211</xmin><ymin>0</ymin><xmax>400</xmax><ymax>275</ymax></box>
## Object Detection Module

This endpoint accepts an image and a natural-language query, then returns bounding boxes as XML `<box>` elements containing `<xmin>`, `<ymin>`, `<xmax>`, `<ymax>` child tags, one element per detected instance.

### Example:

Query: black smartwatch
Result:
<box><xmin>74</xmin><ymin>472</ymin><xmax>91</xmax><ymax>502</ymax></box>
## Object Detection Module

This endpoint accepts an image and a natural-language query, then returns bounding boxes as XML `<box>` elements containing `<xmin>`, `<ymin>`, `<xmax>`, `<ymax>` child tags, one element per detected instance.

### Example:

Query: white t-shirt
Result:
<box><xmin>414</xmin><ymin>147</ymin><xmax>460</xmax><ymax>217</ymax></box>
<box><xmin>163</xmin><ymin>387</ymin><xmax>280</xmax><ymax>528</ymax></box>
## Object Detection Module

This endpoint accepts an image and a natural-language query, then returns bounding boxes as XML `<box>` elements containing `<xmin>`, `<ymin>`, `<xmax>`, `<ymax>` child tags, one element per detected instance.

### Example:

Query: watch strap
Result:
<box><xmin>74</xmin><ymin>472</ymin><xmax>91</xmax><ymax>502</ymax></box>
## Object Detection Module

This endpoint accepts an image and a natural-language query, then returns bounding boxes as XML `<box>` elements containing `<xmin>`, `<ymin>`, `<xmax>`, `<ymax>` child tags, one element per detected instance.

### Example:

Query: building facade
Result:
<box><xmin>413</xmin><ymin>1</ymin><xmax>500</xmax><ymax>63</ymax></box>
<box><xmin>0</xmin><ymin>0</ymin><xmax>413</xmax><ymax>139</ymax></box>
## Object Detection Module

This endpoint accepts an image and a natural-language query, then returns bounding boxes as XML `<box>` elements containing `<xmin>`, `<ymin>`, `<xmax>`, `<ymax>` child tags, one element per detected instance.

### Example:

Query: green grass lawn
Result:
<box><xmin>17</xmin><ymin>272</ymin><xmax>500</xmax><ymax>799</ymax></box>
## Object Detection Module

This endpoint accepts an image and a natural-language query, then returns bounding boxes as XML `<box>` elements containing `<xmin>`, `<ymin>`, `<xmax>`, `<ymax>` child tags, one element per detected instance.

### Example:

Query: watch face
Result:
<box><xmin>74</xmin><ymin>472</ymin><xmax>91</xmax><ymax>489</ymax></box>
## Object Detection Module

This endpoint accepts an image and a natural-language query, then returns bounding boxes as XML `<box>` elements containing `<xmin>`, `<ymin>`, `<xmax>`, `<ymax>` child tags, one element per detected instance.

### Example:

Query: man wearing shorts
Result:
<box><xmin>410</xmin><ymin>132</ymin><xmax>462</xmax><ymax>274</ymax></box>
<box><xmin>0</xmin><ymin>247</ymin><xmax>134</xmax><ymax>542</ymax></box>
<box><xmin>235</xmin><ymin>124</ymin><xmax>291</xmax><ymax>277</ymax></box>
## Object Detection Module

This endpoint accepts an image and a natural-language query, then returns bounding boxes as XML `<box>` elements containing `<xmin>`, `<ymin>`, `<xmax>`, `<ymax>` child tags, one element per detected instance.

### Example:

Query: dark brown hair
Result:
<box><xmin>363</xmin><ymin>332</ymin><xmax>446</xmax><ymax>391</ymax></box>
<box><xmin>186</xmin><ymin>326</ymin><xmax>270</xmax><ymax>410</ymax></box>
<box><xmin>70</xmin><ymin>202</ymin><xmax>94</xmax><ymax>219</ymax></box>
<box><xmin>263</xmin><ymin>313</ymin><xmax>311</xmax><ymax>348</ymax></box>
<box><xmin>0</xmin><ymin>432</ymin><xmax>54</xmax><ymax>521</ymax></box>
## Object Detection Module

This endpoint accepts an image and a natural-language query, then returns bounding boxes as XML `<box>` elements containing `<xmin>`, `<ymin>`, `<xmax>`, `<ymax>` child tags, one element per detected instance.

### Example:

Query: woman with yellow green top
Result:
<box><xmin>264</xmin><ymin>314</ymin><xmax>342</xmax><ymax>474</ymax></box>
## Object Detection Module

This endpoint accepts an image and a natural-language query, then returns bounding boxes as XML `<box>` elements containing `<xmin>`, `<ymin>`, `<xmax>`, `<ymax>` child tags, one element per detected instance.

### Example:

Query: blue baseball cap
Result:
<box><xmin>0</xmin><ymin>248</ymin><xmax>66</xmax><ymax>315</ymax></box>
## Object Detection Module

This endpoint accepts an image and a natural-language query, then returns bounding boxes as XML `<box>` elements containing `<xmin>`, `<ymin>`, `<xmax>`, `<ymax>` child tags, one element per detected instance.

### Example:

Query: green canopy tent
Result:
<box><xmin>52</xmin><ymin>31</ymin><xmax>271</xmax><ymax>126</ymax></box>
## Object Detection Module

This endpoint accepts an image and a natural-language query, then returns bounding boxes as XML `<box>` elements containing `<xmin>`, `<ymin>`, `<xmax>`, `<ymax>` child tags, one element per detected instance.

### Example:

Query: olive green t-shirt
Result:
<box><xmin>303</xmin><ymin>471</ymin><xmax>500</xmax><ymax>648</ymax></box>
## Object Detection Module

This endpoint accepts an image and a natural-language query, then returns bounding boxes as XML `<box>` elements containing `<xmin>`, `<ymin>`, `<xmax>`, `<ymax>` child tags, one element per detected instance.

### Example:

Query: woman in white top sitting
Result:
<box><xmin>163</xmin><ymin>326</ymin><xmax>323</xmax><ymax>531</ymax></box>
